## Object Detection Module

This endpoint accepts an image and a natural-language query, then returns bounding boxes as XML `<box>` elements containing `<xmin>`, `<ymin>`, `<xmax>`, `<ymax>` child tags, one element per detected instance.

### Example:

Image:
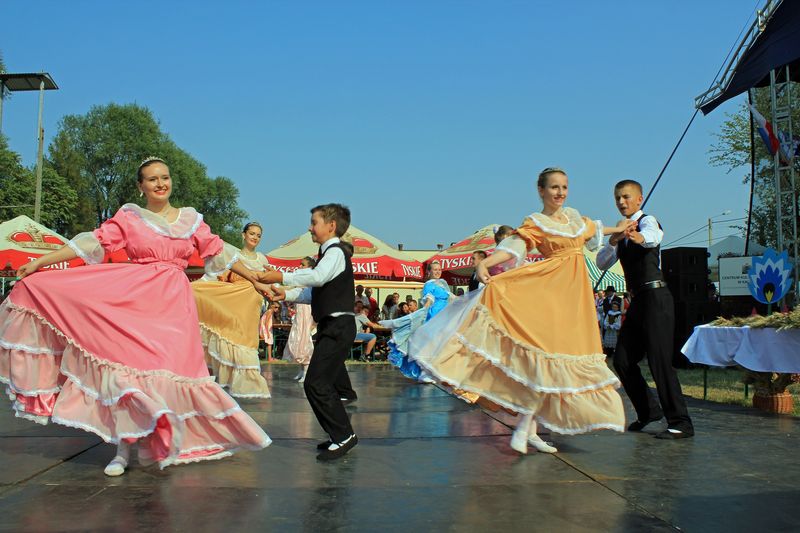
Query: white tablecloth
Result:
<box><xmin>682</xmin><ymin>325</ymin><xmax>800</xmax><ymax>373</ymax></box>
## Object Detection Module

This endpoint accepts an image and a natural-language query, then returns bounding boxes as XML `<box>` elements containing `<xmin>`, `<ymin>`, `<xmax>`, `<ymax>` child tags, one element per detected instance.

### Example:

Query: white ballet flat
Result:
<box><xmin>528</xmin><ymin>436</ymin><xmax>558</xmax><ymax>453</ymax></box>
<box><xmin>104</xmin><ymin>456</ymin><xmax>128</xmax><ymax>477</ymax></box>
<box><xmin>510</xmin><ymin>429</ymin><xmax>528</xmax><ymax>454</ymax></box>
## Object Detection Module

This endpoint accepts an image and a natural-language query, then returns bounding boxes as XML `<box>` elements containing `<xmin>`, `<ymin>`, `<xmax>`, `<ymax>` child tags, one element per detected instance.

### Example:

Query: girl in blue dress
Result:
<box><xmin>381</xmin><ymin>260</ymin><xmax>453</xmax><ymax>381</ymax></box>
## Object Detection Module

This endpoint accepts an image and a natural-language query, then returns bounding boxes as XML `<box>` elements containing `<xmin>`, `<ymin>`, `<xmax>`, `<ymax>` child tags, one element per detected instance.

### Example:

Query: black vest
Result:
<box><xmin>468</xmin><ymin>272</ymin><xmax>480</xmax><ymax>292</ymax></box>
<box><xmin>311</xmin><ymin>242</ymin><xmax>355</xmax><ymax>322</ymax></box>
<box><xmin>617</xmin><ymin>214</ymin><xmax>664</xmax><ymax>290</ymax></box>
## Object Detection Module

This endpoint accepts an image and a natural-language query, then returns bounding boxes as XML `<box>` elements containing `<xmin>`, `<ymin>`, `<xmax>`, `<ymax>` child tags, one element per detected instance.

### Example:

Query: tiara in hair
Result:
<box><xmin>492</xmin><ymin>225</ymin><xmax>500</xmax><ymax>234</ymax></box>
<box><xmin>138</xmin><ymin>156</ymin><xmax>165</xmax><ymax>168</ymax></box>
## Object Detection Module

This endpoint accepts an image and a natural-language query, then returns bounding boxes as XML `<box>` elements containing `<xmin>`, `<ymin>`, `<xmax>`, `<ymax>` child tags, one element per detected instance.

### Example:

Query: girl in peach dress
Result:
<box><xmin>192</xmin><ymin>222</ymin><xmax>271</xmax><ymax>398</ymax></box>
<box><xmin>410</xmin><ymin>167</ymin><xmax>631</xmax><ymax>454</ymax></box>
<box><xmin>0</xmin><ymin>157</ymin><xmax>271</xmax><ymax>476</ymax></box>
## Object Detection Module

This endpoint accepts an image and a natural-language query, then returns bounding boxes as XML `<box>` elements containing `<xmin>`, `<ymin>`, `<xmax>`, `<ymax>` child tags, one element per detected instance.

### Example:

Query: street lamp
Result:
<box><xmin>0</xmin><ymin>72</ymin><xmax>59</xmax><ymax>223</ymax></box>
<box><xmin>708</xmin><ymin>210</ymin><xmax>732</xmax><ymax>247</ymax></box>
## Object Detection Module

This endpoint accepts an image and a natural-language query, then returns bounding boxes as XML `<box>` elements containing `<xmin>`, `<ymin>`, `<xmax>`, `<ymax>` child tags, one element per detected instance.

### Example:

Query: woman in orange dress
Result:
<box><xmin>192</xmin><ymin>222</ymin><xmax>272</xmax><ymax>399</ymax></box>
<box><xmin>409</xmin><ymin>167</ymin><xmax>633</xmax><ymax>454</ymax></box>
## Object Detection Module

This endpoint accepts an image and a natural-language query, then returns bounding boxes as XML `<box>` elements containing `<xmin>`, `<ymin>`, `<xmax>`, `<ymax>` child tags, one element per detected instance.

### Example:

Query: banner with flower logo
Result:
<box><xmin>748</xmin><ymin>248</ymin><xmax>793</xmax><ymax>304</ymax></box>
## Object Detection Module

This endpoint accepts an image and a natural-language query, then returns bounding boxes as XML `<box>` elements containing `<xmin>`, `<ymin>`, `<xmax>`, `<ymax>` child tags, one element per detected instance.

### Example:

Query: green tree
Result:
<box><xmin>708</xmin><ymin>86</ymin><xmax>800</xmax><ymax>249</ymax></box>
<box><xmin>48</xmin><ymin>103</ymin><xmax>247</xmax><ymax>240</ymax></box>
<box><xmin>0</xmin><ymin>134</ymin><xmax>77</xmax><ymax>232</ymax></box>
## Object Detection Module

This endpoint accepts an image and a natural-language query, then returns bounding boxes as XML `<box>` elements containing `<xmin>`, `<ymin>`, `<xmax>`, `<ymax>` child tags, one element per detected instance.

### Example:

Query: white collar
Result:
<box><xmin>320</xmin><ymin>237</ymin><xmax>340</xmax><ymax>254</ymax></box>
<box><xmin>629</xmin><ymin>210</ymin><xmax>644</xmax><ymax>221</ymax></box>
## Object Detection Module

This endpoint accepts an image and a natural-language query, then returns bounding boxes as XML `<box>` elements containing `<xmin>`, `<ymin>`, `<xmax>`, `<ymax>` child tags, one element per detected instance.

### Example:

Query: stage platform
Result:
<box><xmin>0</xmin><ymin>364</ymin><xmax>797</xmax><ymax>532</ymax></box>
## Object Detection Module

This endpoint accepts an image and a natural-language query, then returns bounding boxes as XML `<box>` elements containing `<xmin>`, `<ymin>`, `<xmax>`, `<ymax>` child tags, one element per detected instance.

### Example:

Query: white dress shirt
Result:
<box><xmin>596</xmin><ymin>210</ymin><xmax>664</xmax><ymax>270</ymax></box>
<box><xmin>283</xmin><ymin>238</ymin><xmax>351</xmax><ymax>317</ymax></box>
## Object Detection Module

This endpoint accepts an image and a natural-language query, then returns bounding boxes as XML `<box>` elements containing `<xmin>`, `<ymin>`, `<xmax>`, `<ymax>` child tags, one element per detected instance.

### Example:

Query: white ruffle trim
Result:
<box><xmin>121</xmin><ymin>204</ymin><xmax>203</xmax><ymax>240</ymax></box>
<box><xmin>494</xmin><ymin>243</ymin><xmax>524</xmax><ymax>261</ymax></box>
<box><xmin>204</xmin><ymin>252</ymin><xmax>240</xmax><ymax>279</ymax></box>
<box><xmin>454</xmin><ymin>333</ymin><xmax>621</xmax><ymax>394</ymax></box>
<box><xmin>585</xmin><ymin>219</ymin><xmax>604</xmax><ymax>252</ymax></box>
<box><xmin>415</xmin><ymin>361</ymin><xmax>624</xmax><ymax>434</ymax></box>
<box><xmin>66</xmin><ymin>239</ymin><xmax>102</xmax><ymax>265</ymax></box>
<box><xmin>199</xmin><ymin>324</ymin><xmax>261</xmax><ymax>370</ymax></box>
<box><xmin>526</xmin><ymin>208</ymin><xmax>587</xmax><ymax>238</ymax></box>
<box><xmin>0</xmin><ymin>337</ymin><xmax>63</xmax><ymax>355</ymax></box>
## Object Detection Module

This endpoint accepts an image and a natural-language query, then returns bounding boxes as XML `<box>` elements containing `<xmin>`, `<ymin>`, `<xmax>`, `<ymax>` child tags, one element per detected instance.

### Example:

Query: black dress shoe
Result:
<box><xmin>317</xmin><ymin>435</ymin><xmax>358</xmax><ymax>461</ymax></box>
<box><xmin>627</xmin><ymin>414</ymin><xmax>663</xmax><ymax>432</ymax></box>
<box><xmin>316</xmin><ymin>440</ymin><xmax>332</xmax><ymax>450</ymax></box>
<box><xmin>655</xmin><ymin>429</ymin><xmax>693</xmax><ymax>440</ymax></box>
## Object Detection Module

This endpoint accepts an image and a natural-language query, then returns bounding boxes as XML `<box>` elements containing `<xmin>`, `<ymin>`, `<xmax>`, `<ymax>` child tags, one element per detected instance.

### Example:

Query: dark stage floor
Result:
<box><xmin>0</xmin><ymin>364</ymin><xmax>797</xmax><ymax>532</ymax></box>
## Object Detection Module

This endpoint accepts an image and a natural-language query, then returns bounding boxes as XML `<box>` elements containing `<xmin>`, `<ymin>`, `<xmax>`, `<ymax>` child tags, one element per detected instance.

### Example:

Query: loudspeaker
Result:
<box><xmin>673</xmin><ymin>300</ymin><xmax>720</xmax><ymax>368</ymax></box>
<box><xmin>661</xmin><ymin>247</ymin><xmax>708</xmax><ymax>276</ymax></box>
<box><xmin>665</xmin><ymin>273</ymin><xmax>709</xmax><ymax>303</ymax></box>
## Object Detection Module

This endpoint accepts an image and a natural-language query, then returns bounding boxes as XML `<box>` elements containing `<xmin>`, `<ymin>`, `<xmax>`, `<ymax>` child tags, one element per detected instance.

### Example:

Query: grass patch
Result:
<box><xmin>640</xmin><ymin>365</ymin><xmax>800</xmax><ymax>416</ymax></box>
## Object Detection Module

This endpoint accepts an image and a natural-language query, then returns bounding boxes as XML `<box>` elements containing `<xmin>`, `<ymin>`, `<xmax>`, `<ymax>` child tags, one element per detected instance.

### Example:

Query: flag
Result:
<box><xmin>749</xmin><ymin>104</ymin><xmax>780</xmax><ymax>156</ymax></box>
<box><xmin>749</xmin><ymin>104</ymin><xmax>799</xmax><ymax>163</ymax></box>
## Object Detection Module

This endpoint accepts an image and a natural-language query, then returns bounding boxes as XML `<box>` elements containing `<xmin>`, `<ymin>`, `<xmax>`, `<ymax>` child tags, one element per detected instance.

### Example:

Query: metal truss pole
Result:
<box><xmin>769</xmin><ymin>65</ymin><xmax>799</xmax><ymax>297</ymax></box>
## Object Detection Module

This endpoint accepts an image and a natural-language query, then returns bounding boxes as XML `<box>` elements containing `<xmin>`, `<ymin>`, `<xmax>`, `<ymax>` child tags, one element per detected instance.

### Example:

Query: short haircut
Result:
<box><xmin>310</xmin><ymin>203</ymin><xmax>351</xmax><ymax>236</ymax></box>
<box><xmin>614</xmin><ymin>179</ymin><xmax>643</xmax><ymax>194</ymax></box>
<box><xmin>473</xmin><ymin>250</ymin><xmax>488</xmax><ymax>259</ymax></box>
<box><xmin>301</xmin><ymin>256</ymin><xmax>317</xmax><ymax>268</ymax></box>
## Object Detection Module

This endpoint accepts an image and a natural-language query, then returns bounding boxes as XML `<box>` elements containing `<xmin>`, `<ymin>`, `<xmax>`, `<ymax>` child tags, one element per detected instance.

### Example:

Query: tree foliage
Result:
<box><xmin>0</xmin><ymin>135</ymin><xmax>77</xmax><ymax>233</ymax></box>
<box><xmin>48</xmin><ymin>103</ymin><xmax>247</xmax><ymax>241</ymax></box>
<box><xmin>708</xmin><ymin>86</ymin><xmax>800</xmax><ymax>249</ymax></box>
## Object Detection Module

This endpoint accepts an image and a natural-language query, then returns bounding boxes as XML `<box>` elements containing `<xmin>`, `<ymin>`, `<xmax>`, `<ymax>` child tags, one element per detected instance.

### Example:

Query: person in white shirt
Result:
<box><xmin>597</xmin><ymin>179</ymin><xmax>694</xmax><ymax>440</ymax></box>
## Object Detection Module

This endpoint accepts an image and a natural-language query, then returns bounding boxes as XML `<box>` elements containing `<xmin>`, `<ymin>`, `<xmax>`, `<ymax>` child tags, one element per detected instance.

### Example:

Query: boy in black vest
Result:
<box><xmin>261</xmin><ymin>203</ymin><xmax>359</xmax><ymax>460</ymax></box>
<box><xmin>597</xmin><ymin>180</ymin><xmax>694</xmax><ymax>439</ymax></box>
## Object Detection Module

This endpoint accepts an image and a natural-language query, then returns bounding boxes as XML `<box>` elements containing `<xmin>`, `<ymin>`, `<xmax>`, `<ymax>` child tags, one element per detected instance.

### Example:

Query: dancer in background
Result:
<box><xmin>283</xmin><ymin>257</ymin><xmax>317</xmax><ymax>382</ymax></box>
<box><xmin>192</xmin><ymin>222</ymin><xmax>272</xmax><ymax>399</ymax></box>
<box><xmin>410</xmin><ymin>167</ymin><xmax>631</xmax><ymax>454</ymax></box>
<box><xmin>0</xmin><ymin>157</ymin><xmax>270</xmax><ymax>476</ymax></box>
<box><xmin>381</xmin><ymin>260</ymin><xmax>454</xmax><ymax>382</ymax></box>
<box><xmin>260</xmin><ymin>301</ymin><xmax>282</xmax><ymax>360</ymax></box>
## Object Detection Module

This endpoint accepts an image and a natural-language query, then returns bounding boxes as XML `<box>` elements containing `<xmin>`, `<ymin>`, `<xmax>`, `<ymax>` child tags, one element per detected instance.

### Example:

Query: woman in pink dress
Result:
<box><xmin>0</xmin><ymin>157</ymin><xmax>271</xmax><ymax>476</ymax></box>
<box><xmin>282</xmin><ymin>256</ymin><xmax>316</xmax><ymax>382</ymax></box>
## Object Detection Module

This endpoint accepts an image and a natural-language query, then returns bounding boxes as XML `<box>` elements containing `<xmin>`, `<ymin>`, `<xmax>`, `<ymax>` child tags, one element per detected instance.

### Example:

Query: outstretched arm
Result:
<box><xmin>17</xmin><ymin>246</ymin><xmax>79</xmax><ymax>279</ymax></box>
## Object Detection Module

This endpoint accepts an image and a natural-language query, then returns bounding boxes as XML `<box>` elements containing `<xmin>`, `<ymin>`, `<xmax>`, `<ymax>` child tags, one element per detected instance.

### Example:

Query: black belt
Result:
<box><xmin>631</xmin><ymin>280</ymin><xmax>667</xmax><ymax>296</ymax></box>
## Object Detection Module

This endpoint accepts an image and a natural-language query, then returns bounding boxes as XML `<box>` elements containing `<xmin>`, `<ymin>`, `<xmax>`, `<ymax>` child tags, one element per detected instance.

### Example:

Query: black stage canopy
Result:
<box><xmin>701</xmin><ymin>0</ymin><xmax>800</xmax><ymax>115</ymax></box>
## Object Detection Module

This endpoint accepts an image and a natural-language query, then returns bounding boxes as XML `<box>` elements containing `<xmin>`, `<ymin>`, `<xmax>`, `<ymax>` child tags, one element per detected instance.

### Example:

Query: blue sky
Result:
<box><xmin>2</xmin><ymin>0</ymin><xmax>762</xmax><ymax>252</ymax></box>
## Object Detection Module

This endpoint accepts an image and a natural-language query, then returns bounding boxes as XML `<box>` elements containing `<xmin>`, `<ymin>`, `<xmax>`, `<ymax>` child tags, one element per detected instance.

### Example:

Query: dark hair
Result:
<box><xmin>473</xmin><ymin>250</ymin><xmax>488</xmax><ymax>260</ymax></box>
<box><xmin>301</xmin><ymin>256</ymin><xmax>316</xmax><ymax>268</ymax></box>
<box><xmin>137</xmin><ymin>157</ymin><xmax>167</xmax><ymax>183</ymax></box>
<box><xmin>537</xmin><ymin>167</ymin><xmax>567</xmax><ymax>189</ymax></box>
<box><xmin>310</xmin><ymin>203</ymin><xmax>351</xmax><ymax>236</ymax></box>
<box><xmin>397</xmin><ymin>302</ymin><xmax>409</xmax><ymax>316</ymax></box>
<box><xmin>242</xmin><ymin>221</ymin><xmax>263</xmax><ymax>234</ymax></box>
<box><xmin>494</xmin><ymin>225</ymin><xmax>514</xmax><ymax>244</ymax></box>
<box><xmin>614</xmin><ymin>179</ymin><xmax>643</xmax><ymax>194</ymax></box>
<box><xmin>383</xmin><ymin>294</ymin><xmax>395</xmax><ymax>307</ymax></box>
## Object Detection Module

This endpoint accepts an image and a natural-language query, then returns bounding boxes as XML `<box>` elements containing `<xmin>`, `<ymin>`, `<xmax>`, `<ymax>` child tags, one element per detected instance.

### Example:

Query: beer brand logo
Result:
<box><xmin>8</xmin><ymin>226</ymin><xmax>65</xmax><ymax>251</ymax></box>
<box><xmin>342</xmin><ymin>233</ymin><xmax>377</xmax><ymax>255</ymax></box>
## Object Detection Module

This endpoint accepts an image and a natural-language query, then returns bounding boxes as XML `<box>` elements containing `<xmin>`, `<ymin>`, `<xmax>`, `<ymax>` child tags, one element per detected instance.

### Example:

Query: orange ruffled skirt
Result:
<box><xmin>409</xmin><ymin>251</ymin><xmax>626</xmax><ymax>434</ymax></box>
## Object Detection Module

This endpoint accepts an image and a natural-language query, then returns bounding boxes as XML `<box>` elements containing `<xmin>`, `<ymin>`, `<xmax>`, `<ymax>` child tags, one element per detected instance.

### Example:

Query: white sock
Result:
<box><xmin>514</xmin><ymin>414</ymin><xmax>533</xmax><ymax>439</ymax></box>
<box><xmin>667</xmin><ymin>428</ymin><xmax>683</xmax><ymax>434</ymax></box>
<box><xmin>327</xmin><ymin>434</ymin><xmax>354</xmax><ymax>451</ymax></box>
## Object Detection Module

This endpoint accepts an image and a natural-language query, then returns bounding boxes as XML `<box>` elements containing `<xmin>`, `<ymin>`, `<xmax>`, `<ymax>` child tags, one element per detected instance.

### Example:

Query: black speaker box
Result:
<box><xmin>661</xmin><ymin>247</ymin><xmax>708</xmax><ymax>276</ymax></box>
<box><xmin>665</xmin><ymin>273</ymin><xmax>709</xmax><ymax>303</ymax></box>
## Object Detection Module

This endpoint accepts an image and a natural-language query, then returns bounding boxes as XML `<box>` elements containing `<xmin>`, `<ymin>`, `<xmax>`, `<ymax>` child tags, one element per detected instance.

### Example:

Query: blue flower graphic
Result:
<box><xmin>748</xmin><ymin>248</ymin><xmax>793</xmax><ymax>304</ymax></box>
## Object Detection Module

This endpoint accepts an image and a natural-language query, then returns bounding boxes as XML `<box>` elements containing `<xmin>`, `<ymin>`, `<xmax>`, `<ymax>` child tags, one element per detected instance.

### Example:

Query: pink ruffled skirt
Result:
<box><xmin>0</xmin><ymin>263</ymin><xmax>270</xmax><ymax>468</ymax></box>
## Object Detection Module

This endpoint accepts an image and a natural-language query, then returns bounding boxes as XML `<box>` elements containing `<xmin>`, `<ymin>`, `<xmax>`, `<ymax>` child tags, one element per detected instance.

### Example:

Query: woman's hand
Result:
<box><xmin>253</xmin><ymin>281</ymin><xmax>276</xmax><ymax>299</ymax></box>
<box><xmin>476</xmin><ymin>263</ymin><xmax>492</xmax><ymax>284</ymax></box>
<box><xmin>16</xmin><ymin>260</ymin><xmax>41</xmax><ymax>280</ymax></box>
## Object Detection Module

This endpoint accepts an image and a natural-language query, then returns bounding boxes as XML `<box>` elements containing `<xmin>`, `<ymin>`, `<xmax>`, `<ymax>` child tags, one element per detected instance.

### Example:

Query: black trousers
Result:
<box><xmin>305</xmin><ymin>315</ymin><xmax>357</xmax><ymax>443</ymax></box>
<box><xmin>613</xmin><ymin>288</ymin><xmax>694</xmax><ymax>433</ymax></box>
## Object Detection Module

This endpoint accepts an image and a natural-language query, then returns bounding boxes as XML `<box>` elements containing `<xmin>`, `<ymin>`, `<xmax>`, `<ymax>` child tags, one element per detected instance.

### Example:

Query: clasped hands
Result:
<box><xmin>252</xmin><ymin>270</ymin><xmax>287</xmax><ymax>301</ymax></box>
<box><xmin>609</xmin><ymin>219</ymin><xmax>640</xmax><ymax>246</ymax></box>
